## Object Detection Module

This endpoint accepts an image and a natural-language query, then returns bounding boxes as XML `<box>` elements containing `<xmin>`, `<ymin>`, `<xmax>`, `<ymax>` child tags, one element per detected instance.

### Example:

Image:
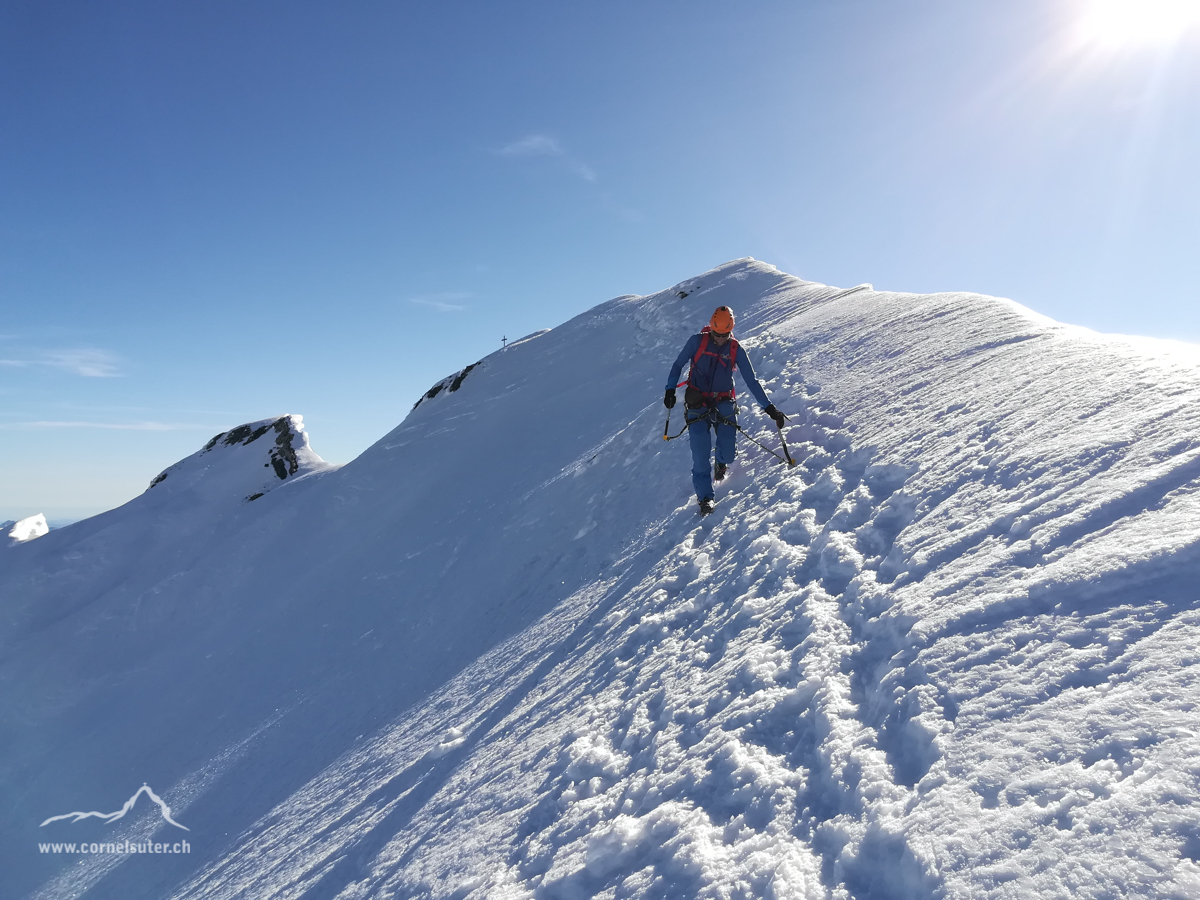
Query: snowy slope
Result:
<box><xmin>4</xmin><ymin>260</ymin><xmax>1200</xmax><ymax>900</ymax></box>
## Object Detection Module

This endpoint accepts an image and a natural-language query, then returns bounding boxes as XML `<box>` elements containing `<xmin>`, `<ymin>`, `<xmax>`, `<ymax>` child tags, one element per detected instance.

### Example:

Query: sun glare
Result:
<box><xmin>1078</xmin><ymin>0</ymin><xmax>1200</xmax><ymax>47</ymax></box>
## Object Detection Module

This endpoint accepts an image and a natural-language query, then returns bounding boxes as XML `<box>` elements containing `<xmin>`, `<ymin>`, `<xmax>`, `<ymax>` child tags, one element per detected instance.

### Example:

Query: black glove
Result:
<box><xmin>764</xmin><ymin>404</ymin><xmax>786</xmax><ymax>428</ymax></box>
<box><xmin>664</xmin><ymin>389</ymin><xmax>677</xmax><ymax>410</ymax></box>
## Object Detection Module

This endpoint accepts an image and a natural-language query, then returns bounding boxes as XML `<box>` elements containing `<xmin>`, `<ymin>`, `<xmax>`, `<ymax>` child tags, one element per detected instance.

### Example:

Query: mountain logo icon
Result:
<box><xmin>40</xmin><ymin>784</ymin><xmax>189</xmax><ymax>831</ymax></box>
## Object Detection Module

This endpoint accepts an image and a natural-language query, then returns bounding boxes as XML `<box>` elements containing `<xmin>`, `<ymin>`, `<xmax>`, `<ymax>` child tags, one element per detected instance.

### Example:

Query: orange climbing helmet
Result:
<box><xmin>709</xmin><ymin>306</ymin><xmax>735</xmax><ymax>335</ymax></box>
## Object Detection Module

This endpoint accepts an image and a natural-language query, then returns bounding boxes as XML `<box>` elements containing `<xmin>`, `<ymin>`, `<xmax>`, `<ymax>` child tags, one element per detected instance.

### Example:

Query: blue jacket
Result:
<box><xmin>666</xmin><ymin>333</ymin><xmax>771</xmax><ymax>409</ymax></box>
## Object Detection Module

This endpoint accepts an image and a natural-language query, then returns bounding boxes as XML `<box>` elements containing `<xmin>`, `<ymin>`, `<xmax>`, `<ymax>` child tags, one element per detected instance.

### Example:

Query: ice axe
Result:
<box><xmin>705</xmin><ymin>410</ymin><xmax>792</xmax><ymax>467</ymax></box>
<box><xmin>762</xmin><ymin>408</ymin><xmax>797</xmax><ymax>467</ymax></box>
<box><xmin>776</xmin><ymin>421</ymin><xmax>797</xmax><ymax>467</ymax></box>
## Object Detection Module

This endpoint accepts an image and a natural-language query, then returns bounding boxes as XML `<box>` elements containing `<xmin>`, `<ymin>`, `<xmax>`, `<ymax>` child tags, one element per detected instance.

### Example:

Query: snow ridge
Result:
<box><xmin>167</xmin><ymin>351</ymin><xmax>934</xmax><ymax>899</ymax></box>
<box><xmin>6</xmin><ymin>259</ymin><xmax>1200</xmax><ymax>900</ymax></box>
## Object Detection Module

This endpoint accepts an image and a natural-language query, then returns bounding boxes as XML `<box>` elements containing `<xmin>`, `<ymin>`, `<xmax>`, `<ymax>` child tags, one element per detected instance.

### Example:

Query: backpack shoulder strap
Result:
<box><xmin>727</xmin><ymin>338</ymin><xmax>739</xmax><ymax>398</ymax></box>
<box><xmin>684</xmin><ymin>332</ymin><xmax>710</xmax><ymax>389</ymax></box>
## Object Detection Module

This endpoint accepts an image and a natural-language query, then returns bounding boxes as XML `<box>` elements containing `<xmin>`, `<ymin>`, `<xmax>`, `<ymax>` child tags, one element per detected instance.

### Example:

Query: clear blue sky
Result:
<box><xmin>3</xmin><ymin>0</ymin><xmax>1199</xmax><ymax>521</ymax></box>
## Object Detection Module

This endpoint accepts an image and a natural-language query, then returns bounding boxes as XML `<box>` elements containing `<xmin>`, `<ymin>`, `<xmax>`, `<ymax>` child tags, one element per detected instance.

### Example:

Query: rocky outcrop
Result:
<box><xmin>146</xmin><ymin>415</ymin><xmax>332</xmax><ymax>504</ymax></box>
<box><xmin>412</xmin><ymin>362</ymin><xmax>480</xmax><ymax>409</ymax></box>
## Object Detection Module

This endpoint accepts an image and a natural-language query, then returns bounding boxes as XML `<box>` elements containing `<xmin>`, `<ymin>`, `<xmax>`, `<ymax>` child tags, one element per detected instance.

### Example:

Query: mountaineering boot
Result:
<box><xmin>699</xmin><ymin>497</ymin><xmax>715</xmax><ymax>516</ymax></box>
<box><xmin>714</xmin><ymin>462</ymin><xmax>727</xmax><ymax>482</ymax></box>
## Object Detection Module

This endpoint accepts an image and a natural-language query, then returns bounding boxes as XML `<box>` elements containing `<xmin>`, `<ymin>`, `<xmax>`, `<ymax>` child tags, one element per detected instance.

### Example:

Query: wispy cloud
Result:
<box><xmin>499</xmin><ymin>134</ymin><xmax>563</xmax><ymax>157</ymax></box>
<box><xmin>569</xmin><ymin>161</ymin><xmax>597</xmax><ymax>182</ymax></box>
<box><xmin>496</xmin><ymin>133</ymin><xmax>597</xmax><ymax>182</ymax></box>
<box><xmin>2</xmin><ymin>421</ymin><xmax>203</xmax><ymax>431</ymax></box>
<box><xmin>407</xmin><ymin>292</ymin><xmax>472</xmax><ymax>313</ymax></box>
<box><xmin>0</xmin><ymin>348</ymin><xmax>123</xmax><ymax>377</ymax></box>
<box><xmin>42</xmin><ymin>349</ymin><xmax>122</xmax><ymax>377</ymax></box>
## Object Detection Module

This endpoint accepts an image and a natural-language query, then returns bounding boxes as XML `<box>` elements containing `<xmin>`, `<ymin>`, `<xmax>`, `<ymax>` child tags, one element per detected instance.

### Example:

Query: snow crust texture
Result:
<box><xmin>4</xmin><ymin>261</ymin><xmax>1200</xmax><ymax>900</ymax></box>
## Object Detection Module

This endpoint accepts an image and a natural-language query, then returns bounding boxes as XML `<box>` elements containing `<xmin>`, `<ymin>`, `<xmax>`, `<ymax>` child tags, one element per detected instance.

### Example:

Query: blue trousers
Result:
<box><xmin>687</xmin><ymin>399</ymin><xmax>737</xmax><ymax>500</ymax></box>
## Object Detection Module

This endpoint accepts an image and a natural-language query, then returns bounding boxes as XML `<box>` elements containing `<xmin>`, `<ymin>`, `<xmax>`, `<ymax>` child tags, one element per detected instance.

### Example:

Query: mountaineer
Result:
<box><xmin>664</xmin><ymin>306</ymin><xmax>786</xmax><ymax>514</ymax></box>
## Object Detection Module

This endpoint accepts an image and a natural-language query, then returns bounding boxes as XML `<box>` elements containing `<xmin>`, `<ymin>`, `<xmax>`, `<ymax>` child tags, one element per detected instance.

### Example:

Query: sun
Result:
<box><xmin>1077</xmin><ymin>0</ymin><xmax>1200</xmax><ymax>47</ymax></box>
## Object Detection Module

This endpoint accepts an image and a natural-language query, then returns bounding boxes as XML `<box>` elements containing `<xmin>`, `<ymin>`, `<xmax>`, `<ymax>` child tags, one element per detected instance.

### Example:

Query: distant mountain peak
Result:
<box><xmin>145</xmin><ymin>414</ymin><xmax>334</xmax><ymax>504</ymax></box>
<box><xmin>201</xmin><ymin>415</ymin><xmax>307</xmax><ymax>481</ymax></box>
<box><xmin>3</xmin><ymin>513</ymin><xmax>48</xmax><ymax>543</ymax></box>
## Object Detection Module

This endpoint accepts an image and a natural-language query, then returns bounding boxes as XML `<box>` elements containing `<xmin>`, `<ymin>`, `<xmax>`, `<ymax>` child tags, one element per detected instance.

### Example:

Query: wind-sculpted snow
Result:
<box><xmin>4</xmin><ymin>260</ymin><xmax>1200</xmax><ymax>899</ymax></box>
